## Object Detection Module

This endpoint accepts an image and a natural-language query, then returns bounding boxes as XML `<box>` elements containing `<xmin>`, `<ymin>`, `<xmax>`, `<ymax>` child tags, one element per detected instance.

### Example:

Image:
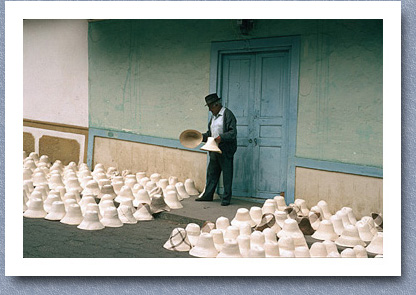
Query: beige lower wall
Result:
<box><xmin>295</xmin><ymin>167</ymin><xmax>383</xmax><ymax>219</ymax></box>
<box><xmin>93</xmin><ymin>137</ymin><xmax>207</xmax><ymax>192</ymax></box>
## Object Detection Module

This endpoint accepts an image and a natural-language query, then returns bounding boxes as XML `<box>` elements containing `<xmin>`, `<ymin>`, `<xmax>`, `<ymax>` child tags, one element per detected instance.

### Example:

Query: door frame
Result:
<box><xmin>209</xmin><ymin>36</ymin><xmax>300</xmax><ymax>205</ymax></box>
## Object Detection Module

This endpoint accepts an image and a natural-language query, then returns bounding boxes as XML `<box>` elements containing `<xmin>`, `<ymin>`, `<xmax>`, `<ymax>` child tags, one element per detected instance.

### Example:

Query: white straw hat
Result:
<box><xmin>310</xmin><ymin>206</ymin><xmax>324</xmax><ymax>220</ymax></box>
<box><xmin>317</xmin><ymin>200</ymin><xmax>332</xmax><ymax>220</ymax></box>
<box><xmin>249</xmin><ymin>206</ymin><xmax>263</xmax><ymax>225</ymax></box>
<box><xmin>311</xmin><ymin>220</ymin><xmax>339</xmax><ymax>241</ymax></box>
<box><xmin>277</xmin><ymin>236</ymin><xmax>295</xmax><ymax>257</ymax></box>
<box><xmin>114</xmin><ymin>185</ymin><xmax>135</xmax><ymax>203</ymax></box>
<box><xmin>342</xmin><ymin>207</ymin><xmax>357</xmax><ymax>225</ymax></box>
<box><xmin>117</xmin><ymin>205</ymin><xmax>137</xmax><ymax>224</ymax></box>
<box><xmin>150</xmin><ymin>194</ymin><xmax>171</xmax><ymax>214</ymax></box>
<box><xmin>353</xmin><ymin>245</ymin><xmax>368</xmax><ymax>258</ymax></box>
<box><xmin>231</xmin><ymin>208</ymin><xmax>256</xmax><ymax>228</ymax></box>
<box><xmin>330</xmin><ymin>214</ymin><xmax>345</xmax><ymax>235</ymax></box>
<box><xmin>101</xmin><ymin>207</ymin><xmax>123</xmax><ymax>227</ymax></box>
<box><xmin>97</xmin><ymin>184</ymin><xmax>116</xmax><ymax>200</ymax></box>
<box><xmin>216</xmin><ymin>216</ymin><xmax>230</xmax><ymax>232</ymax></box>
<box><xmin>60</xmin><ymin>203</ymin><xmax>83</xmax><ymax>225</ymax></box>
<box><xmin>273</xmin><ymin>196</ymin><xmax>287</xmax><ymax>211</ymax></box>
<box><xmin>64</xmin><ymin>199</ymin><xmax>78</xmax><ymax>211</ymax></box>
<box><xmin>236</xmin><ymin>235</ymin><xmax>250</xmax><ymax>257</ymax></box>
<box><xmin>327</xmin><ymin>252</ymin><xmax>341</xmax><ymax>258</ymax></box>
<box><xmin>274</xmin><ymin>210</ymin><xmax>288</xmax><ymax>228</ymax></box>
<box><xmin>179</xmin><ymin>129</ymin><xmax>203</xmax><ymax>148</ymax></box>
<box><xmin>82</xmin><ymin>180</ymin><xmax>100</xmax><ymax>197</ymax></box>
<box><xmin>294</xmin><ymin>199</ymin><xmax>310</xmax><ymax>216</ymax></box>
<box><xmin>184</xmin><ymin>179</ymin><xmax>199</xmax><ymax>196</ymax></box>
<box><xmin>133</xmin><ymin>203</ymin><xmax>154</xmax><ymax>221</ymax></box>
<box><xmin>322</xmin><ymin>240</ymin><xmax>339</xmax><ymax>255</ymax></box>
<box><xmin>175</xmin><ymin>182</ymin><xmax>190</xmax><ymax>199</ymax></box>
<box><xmin>139</xmin><ymin>177</ymin><xmax>150</xmax><ymax>187</ymax></box>
<box><xmin>341</xmin><ymin>248</ymin><xmax>357</xmax><ymax>258</ymax></box>
<box><xmin>65</xmin><ymin>177</ymin><xmax>83</xmax><ymax>193</ymax></box>
<box><xmin>210</xmin><ymin>229</ymin><xmax>225</xmax><ymax>252</ymax></box>
<box><xmin>201</xmin><ymin>221</ymin><xmax>215</xmax><ymax>233</ymax></box>
<box><xmin>366</xmin><ymin>232</ymin><xmax>383</xmax><ymax>255</ymax></box>
<box><xmin>32</xmin><ymin>171</ymin><xmax>48</xmax><ymax>186</ymax></box>
<box><xmin>248</xmin><ymin>245</ymin><xmax>266</xmax><ymax>258</ymax></box>
<box><xmin>77</xmin><ymin>211</ymin><xmax>105</xmax><ymax>230</ymax></box>
<box><xmin>238</xmin><ymin>223</ymin><xmax>252</xmax><ymax>237</ymax></box>
<box><xmin>185</xmin><ymin>223</ymin><xmax>201</xmax><ymax>247</ymax></box>
<box><xmin>189</xmin><ymin>233</ymin><xmax>218</xmax><ymax>258</ymax></box>
<box><xmin>99</xmin><ymin>199</ymin><xmax>116</xmax><ymax>217</ymax></box>
<box><xmin>85</xmin><ymin>203</ymin><xmax>102</xmax><ymax>219</ymax></box>
<box><xmin>309</xmin><ymin>242</ymin><xmax>328</xmax><ymax>258</ymax></box>
<box><xmin>44</xmin><ymin>191</ymin><xmax>62</xmax><ymax>213</ymax></box>
<box><xmin>224</xmin><ymin>225</ymin><xmax>240</xmax><ymax>241</ymax></box>
<box><xmin>149</xmin><ymin>186</ymin><xmax>163</xmax><ymax>198</ymax></box>
<box><xmin>335</xmin><ymin>225</ymin><xmax>366</xmax><ymax>247</ymax></box>
<box><xmin>79</xmin><ymin>195</ymin><xmax>97</xmax><ymax>214</ymax></box>
<box><xmin>263</xmin><ymin>228</ymin><xmax>278</xmax><ymax>243</ymax></box>
<box><xmin>200</xmin><ymin>137</ymin><xmax>222</xmax><ymax>154</ymax></box>
<box><xmin>133</xmin><ymin>189</ymin><xmax>151</xmax><ymax>207</ymax></box>
<box><xmin>23</xmin><ymin>168</ymin><xmax>32</xmax><ymax>181</ymax></box>
<box><xmin>124</xmin><ymin>175</ymin><xmax>138</xmax><ymax>189</ymax></box>
<box><xmin>163</xmin><ymin>228</ymin><xmax>192</xmax><ymax>252</ymax></box>
<box><xmin>336</xmin><ymin>210</ymin><xmax>352</xmax><ymax>227</ymax></box>
<box><xmin>145</xmin><ymin>181</ymin><xmax>158</xmax><ymax>193</ymax></box>
<box><xmin>277</xmin><ymin>218</ymin><xmax>307</xmax><ymax>248</ymax></box>
<box><xmin>216</xmin><ymin>239</ymin><xmax>242</xmax><ymax>258</ymax></box>
<box><xmin>136</xmin><ymin>172</ymin><xmax>146</xmax><ymax>182</ymax></box>
<box><xmin>356</xmin><ymin>220</ymin><xmax>375</xmax><ymax>243</ymax></box>
<box><xmin>264</xmin><ymin>241</ymin><xmax>280</xmax><ymax>258</ymax></box>
<box><xmin>309</xmin><ymin>212</ymin><xmax>321</xmax><ymax>230</ymax></box>
<box><xmin>45</xmin><ymin>201</ymin><xmax>66</xmax><ymax>221</ymax></box>
<box><xmin>164</xmin><ymin>191</ymin><xmax>183</xmax><ymax>209</ymax></box>
<box><xmin>262</xmin><ymin>202</ymin><xmax>276</xmax><ymax>215</ymax></box>
<box><xmin>112</xmin><ymin>181</ymin><xmax>124</xmax><ymax>195</ymax></box>
<box><xmin>294</xmin><ymin>246</ymin><xmax>311</xmax><ymax>258</ymax></box>
<box><xmin>23</xmin><ymin>198</ymin><xmax>47</xmax><ymax>218</ymax></box>
<box><xmin>250</xmin><ymin>231</ymin><xmax>266</xmax><ymax>248</ymax></box>
<box><xmin>49</xmin><ymin>174</ymin><xmax>65</xmax><ymax>190</ymax></box>
<box><xmin>158</xmin><ymin>179</ymin><xmax>169</xmax><ymax>190</ymax></box>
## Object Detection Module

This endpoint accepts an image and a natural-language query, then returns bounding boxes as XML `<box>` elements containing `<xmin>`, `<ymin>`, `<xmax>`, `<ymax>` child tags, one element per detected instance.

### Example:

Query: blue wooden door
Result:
<box><xmin>220</xmin><ymin>50</ymin><xmax>290</xmax><ymax>199</ymax></box>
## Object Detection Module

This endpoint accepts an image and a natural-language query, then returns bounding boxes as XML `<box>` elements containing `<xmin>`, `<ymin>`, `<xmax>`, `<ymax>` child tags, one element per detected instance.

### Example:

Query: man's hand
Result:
<box><xmin>215</xmin><ymin>136</ymin><xmax>221</xmax><ymax>144</ymax></box>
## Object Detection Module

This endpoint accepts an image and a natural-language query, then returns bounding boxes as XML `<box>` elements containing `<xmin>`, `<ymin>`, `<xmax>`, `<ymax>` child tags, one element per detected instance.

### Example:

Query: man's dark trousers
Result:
<box><xmin>204</xmin><ymin>151</ymin><xmax>234</xmax><ymax>203</ymax></box>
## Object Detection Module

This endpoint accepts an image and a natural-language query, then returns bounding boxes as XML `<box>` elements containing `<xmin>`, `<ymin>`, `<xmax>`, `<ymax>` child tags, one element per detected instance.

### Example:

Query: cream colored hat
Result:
<box><xmin>327</xmin><ymin>252</ymin><xmax>341</xmax><ymax>258</ymax></box>
<box><xmin>97</xmin><ymin>178</ymin><xmax>111</xmax><ymax>189</ymax></box>
<box><xmin>366</xmin><ymin>232</ymin><xmax>383</xmax><ymax>255</ymax></box>
<box><xmin>98</xmin><ymin>184</ymin><xmax>116</xmax><ymax>200</ymax></box>
<box><xmin>236</xmin><ymin>235</ymin><xmax>250</xmax><ymax>257</ymax></box>
<box><xmin>294</xmin><ymin>246</ymin><xmax>311</xmax><ymax>258</ymax></box>
<box><xmin>250</xmin><ymin>230</ymin><xmax>266</xmax><ymax>248</ymax></box>
<box><xmin>277</xmin><ymin>218</ymin><xmax>307</xmax><ymax>248</ymax></box>
<box><xmin>65</xmin><ymin>177</ymin><xmax>83</xmax><ymax>193</ymax></box>
<box><xmin>23</xmin><ymin>168</ymin><xmax>32</xmax><ymax>181</ymax></box>
<box><xmin>133</xmin><ymin>203</ymin><xmax>154</xmax><ymax>221</ymax></box>
<box><xmin>150</xmin><ymin>194</ymin><xmax>171</xmax><ymax>214</ymax></box>
<box><xmin>311</xmin><ymin>220</ymin><xmax>339</xmax><ymax>241</ymax></box>
<box><xmin>248</xmin><ymin>245</ymin><xmax>266</xmax><ymax>258</ymax></box>
<box><xmin>263</xmin><ymin>228</ymin><xmax>278</xmax><ymax>243</ymax></box>
<box><xmin>79</xmin><ymin>195</ymin><xmax>97</xmax><ymax>214</ymax></box>
<box><xmin>133</xmin><ymin>189</ymin><xmax>151</xmax><ymax>207</ymax></box>
<box><xmin>317</xmin><ymin>200</ymin><xmax>332</xmax><ymax>220</ymax></box>
<box><xmin>77</xmin><ymin>211</ymin><xmax>105</xmax><ymax>231</ymax></box>
<box><xmin>124</xmin><ymin>175</ymin><xmax>138</xmax><ymax>189</ymax></box>
<box><xmin>132</xmin><ymin>183</ymin><xmax>144</xmax><ymax>196</ymax></box>
<box><xmin>294</xmin><ymin>199</ymin><xmax>310</xmax><ymax>216</ymax></box>
<box><xmin>101</xmin><ymin>207</ymin><xmax>123</xmax><ymax>227</ymax></box>
<box><xmin>216</xmin><ymin>216</ymin><xmax>230</xmax><ymax>232</ymax></box>
<box><xmin>86</xmin><ymin>203</ymin><xmax>102</xmax><ymax>219</ymax></box>
<box><xmin>189</xmin><ymin>233</ymin><xmax>218</xmax><ymax>258</ymax></box>
<box><xmin>342</xmin><ymin>207</ymin><xmax>357</xmax><ymax>225</ymax></box>
<box><xmin>175</xmin><ymin>182</ymin><xmax>190</xmax><ymax>199</ymax></box>
<box><xmin>64</xmin><ymin>199</ymin><xmax>78</xmax><ymax>211</ymax></box>
<box><xmin>238</xmin><ymin>222</ymin><xmax>252</xmax><ymax>237</ymax></box>
<box><xmin>164</xmin><ymin>190</ymin><xmax>183</xmax><ymax>209</ymax></box>
<box><xmin>273</xmin><ymin>196</ymin><xmax>287</xmax><ymax>211</ymax></box>
<box><xmin>117</xmin><ymin>205</ymin><xmax>137</xmax><ymax>224</ymax></box>
<box><xmin>24</xmin><ymin>180</ymin><xmax>34</xmax><ymax>194</ymax></box>
<box><xmin>45</xmin><ymin>201</ymin><xmax>66</xmax><ymax>221</ymax></box>
<box><xmin>353</xmin><ymin>245</ymin><xmax>368</xmax><ymax>258</ymax></box>
<box><xmin>336</xmin><ymin>210</ymin><xmax>352</xmax><ymax>227</ymax></box>
<box><xmin>323</xmin><ymin>240</ymin><xmax>339</xmax><ymax>255</ymax></box>
<box><xmin>310</xmin><ymin>242</ymin><xmax>328</xmax><ymax>258</ymax></box>
<box><xmin>82</xmin><ymin>180</ymin><xmax>100</xmax><ymax>197</ymax></box>
<box><xmin>114</xmin><ymin>185</ymin><xmax>135</xmax><ymax>203</ymax></box>
<box><xmin>48</xmin><ymin>174</ymin><xmax>65</xmax><ymax>190</ymax></box>
<box><xmin>139</xmin><ymin>177</ymin><xmax>150</xmax><ymax>187</ymax></box>
<box><xmin>361</xmin><ymin>216</ymin><xmax>378</xmax><ymax>235</ymax></box>
<box><xmin>262</xmin><ymin>202</ymin><xmax>277</xmax><ymax>215</ymax></box>
<box><xmin>93</xmin><ymin>172</ymin><xmax>107</xmax><ymax>183</ymax></box>
<box><xmin>99</xmin><ymin>199</ymin><xmax>116</xmax><ymax>217</ymax></box>
<box><xmin>249</xmin><ymin>206</ymin><xmax>263</xmax><ymax>225</ymax></box>
<box><xmin>145</xmin><ymin>181</ymin><xmax>158</xmax><ymax>193</ymax></box>
<box><xmin>341</xmin><ymin>248</ymin><xmax>357</xmax><ymax>258</ymax></box>
<box><xmin>163</xmin><ymin>228</ymin><xmax>192</xmax><ymax>252</ymax></box>
<box><xmin>330</xmin><ymin>214</ymin><xmax>345</xmax><ymax>235</ymax></box>
<box><xmin>277</xmin><ymin>236</ymin><xmax>295</xmax><ymax>257</ymax></box>
<box><xmin>210</xmin><ymin>229</ymin><xmax>225</xmax><ymax>252</ymax></box>
<box><xmin>335</xmin><ymin>225</ymin><xmax>366</xmax><ymax>247</ymax></box>
<box><xmin>216</xmin><ymin>239</ymin><xmax>242</xmax><ymax>258</ymax></box>
<box><xmin>185</xmin><ymin>223</ymin><xmax>201</xmax><ymax>247</ymax></box>
<box><xmin>165</xmin><ymin>184</ymin><xmax>182</xmax><ymax>201</ymax></box>
<box><xmin>356</xmin><ymin>220</ymin><xmax>375</xmax><ymax>243</ymax></box>
<box><xmin>149</xmin><ymin>186</ymin><xmax>163</xmax><ymax>198</ymax></box>
<box><xmin>32</xmin><ymin>171</ymin><xmax>48</xmax><ymax>187</ymax></box>
<box><xmin>309</xmin><ymin>212</ymin><xmax>321</xmax><ymax>231</ymax></box>
<box><xmin>201</xmin><ymin>221</ymin><xmax>215</xmax><ymax>233</ymax></box>
<box><xmin>158</xmin><ymin>179</ymin><xmax>169</xmax><ymax>190</ymax></box>
<box><xmin>179</xmin><ymin>129</ymin><xmax>203</xmax><ymax>149</ymax></box>
<box><xmin>224</xmin><ymin>225</ymin><xmax>240</xmax><ymax>241</ymax></box>
<box><xmin>264</xmin><ymin>241</ymin><xmax>280</xmax><ymax>258</ymax></box>
<box><xmin>33</xmin><ymin>185</ymin><xmax>48</xmax><ymax>201</ymax></box>
<box><xmin>184</xmin><ymin>179</ymin><xmax>200</xmax><ymax>196</ymax></box>
<box><xmin>61</xmin><ymin>203</ymin><xmax>83</xmax><ymax>225</ymax></box>
<box><xmin>274</xmin><ymin>210</ymin><xmax>288</xmax><ymax>228</ymax></box>
<box><xmin>201</xmin><ymin>137</ymin><xmax>222</xmax><ymax>154</ymax></box>
<box><xmin>112</xmin><ymin>181</ymin><xmax>124</xmax><ymax>195</ymax></box>
<box><xmin>44</xmin><ymin>191</ymin><xmax>62</xmax><ymax>213</ymax></box>
<box><xmin>136</xmin><ymin>172</ymin><xmax>146</xmax><ymax>182</ymax></box>
<box><xmin>231</xmin><ymin>208</ymin><xmax>256</xmax><ymax>228</ymax></box>
<box><xmin>24</xmin><ymin>198</ymin><xmax>47</xmax><ymax>218</ymax></box>
<box><xmin>149</xmin><ymin>173</ymin><xmax>161</xmax><ymax>183</ymax></box>
<box><xmin>310</xmin><ymin>206</ymin><xmax>324</xmax><ymax>221</ymax></box>
<box><xmin>169</xmin><ymin>176</ymin><xmax>178</xmax><ymax>186</ymax></box>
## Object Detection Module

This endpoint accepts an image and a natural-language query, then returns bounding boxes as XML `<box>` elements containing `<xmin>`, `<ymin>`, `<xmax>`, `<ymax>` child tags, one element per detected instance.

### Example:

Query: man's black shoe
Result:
<box><xmin>221</xmin><ymin>201</ymin><xmax>230</xmax><ymax>206</ymax></box>
<box><xmin>195</xmin><ymin>197</ymin><xmax>213</xmax><ymax>202</ymax></box>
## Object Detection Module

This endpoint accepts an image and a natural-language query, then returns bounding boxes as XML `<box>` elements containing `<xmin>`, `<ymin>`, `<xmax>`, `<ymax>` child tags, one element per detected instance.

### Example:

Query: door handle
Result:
<box><xmin>248</xmin><ymin>139</ymin><xmax>253</xmax><ymax>143</ymax></box>
<box><xmin>254</xmin><ymin>138</ymin><xmax>257</xmax><ymax>146</ymax></box>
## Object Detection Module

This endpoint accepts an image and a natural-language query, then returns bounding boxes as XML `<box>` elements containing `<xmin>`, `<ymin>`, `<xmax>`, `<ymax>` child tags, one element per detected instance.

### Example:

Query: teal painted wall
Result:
<box><xmin>89</xmin><ymin>19</ymin><xmax>382</xmax><ymax>168</ymax></box>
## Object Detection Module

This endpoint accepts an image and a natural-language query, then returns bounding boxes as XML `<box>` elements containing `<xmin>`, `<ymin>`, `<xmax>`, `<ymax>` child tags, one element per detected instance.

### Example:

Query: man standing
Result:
<box><xmin>196</xmin><ymin>93</ymin><xmax>237</xmax><ymax>206</ymax></box>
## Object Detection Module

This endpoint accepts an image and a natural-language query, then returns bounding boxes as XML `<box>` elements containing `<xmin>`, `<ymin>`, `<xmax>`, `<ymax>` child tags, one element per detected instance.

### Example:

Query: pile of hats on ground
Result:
<box><xmin>164</xmin><ymin>197</ymin><xmax>383</xmax><ymax>258</ymax></box>
<box><xmin>22</xmin><ymin>151</ymin><xmax>200</xmax><ymax>230</ymax></box>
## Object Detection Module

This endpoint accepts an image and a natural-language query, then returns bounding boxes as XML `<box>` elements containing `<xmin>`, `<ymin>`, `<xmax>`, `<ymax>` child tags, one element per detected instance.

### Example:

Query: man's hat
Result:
<box><xmin>205</xmin><ymin>93</ymin><xmax>221</xmax><ymax>106</ymax></box>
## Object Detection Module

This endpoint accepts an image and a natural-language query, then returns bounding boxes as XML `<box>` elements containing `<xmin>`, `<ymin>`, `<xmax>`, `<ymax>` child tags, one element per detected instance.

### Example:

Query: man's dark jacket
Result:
<box><xmin>202</xmin><ymin>108</ymin><xmax>237</xmax><ymax>157</ymax></box>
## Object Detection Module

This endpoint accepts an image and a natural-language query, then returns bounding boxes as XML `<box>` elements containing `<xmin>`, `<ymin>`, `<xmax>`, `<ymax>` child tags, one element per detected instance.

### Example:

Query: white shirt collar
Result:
<box><xmin>216</xmin><ymin>107</ymin><xmax>225</xmax><ymax>118</ymax></box>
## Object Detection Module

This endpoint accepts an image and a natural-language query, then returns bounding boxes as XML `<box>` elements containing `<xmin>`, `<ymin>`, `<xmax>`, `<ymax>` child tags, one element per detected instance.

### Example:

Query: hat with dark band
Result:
<box><xmin>205</xmin><ymin>93</ymin><xmax>221</xmax><ymax>106</ymax></box>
